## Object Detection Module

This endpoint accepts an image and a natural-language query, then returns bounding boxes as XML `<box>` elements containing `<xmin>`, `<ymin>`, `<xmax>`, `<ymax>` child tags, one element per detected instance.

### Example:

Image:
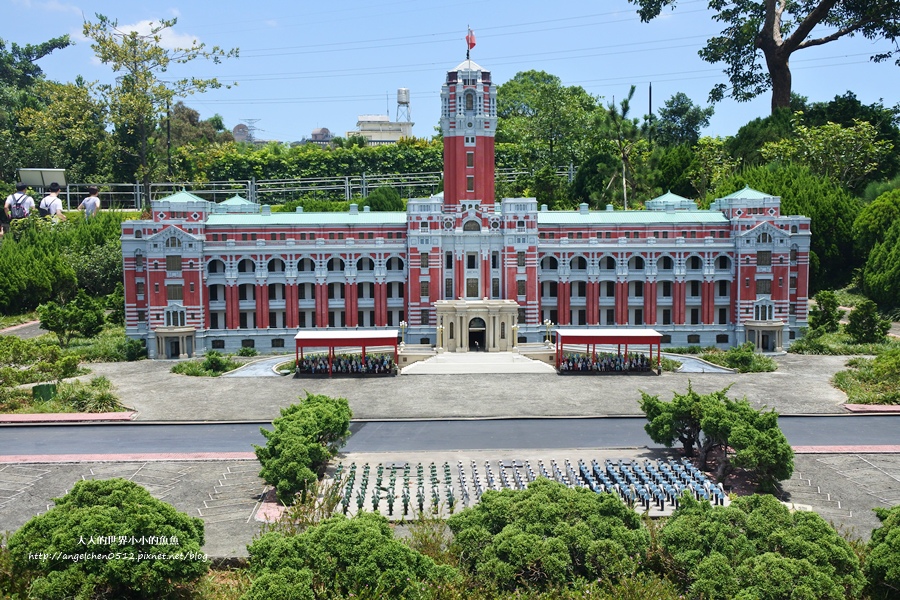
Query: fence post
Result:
<box><xmin>250</xmin><ymin>177</ymin><xmax>257</xmax><ymax>204</ymax></box>
<box><xmin>345</xmin><ymin>177</ymin><xmax>351</xmax><ymax>201</ymax></box>
<box><xmin>361</xmin><ymin>171</ymin><xmax>368</xmax><ymax>198</ymax></box>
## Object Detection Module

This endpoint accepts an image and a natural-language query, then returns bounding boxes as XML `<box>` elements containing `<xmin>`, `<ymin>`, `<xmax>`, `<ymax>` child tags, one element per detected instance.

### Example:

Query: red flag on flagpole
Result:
<box><xmin>466</xmin><ymin>28</ymin><xmax>476</xmax><ymax>50</ymax></box>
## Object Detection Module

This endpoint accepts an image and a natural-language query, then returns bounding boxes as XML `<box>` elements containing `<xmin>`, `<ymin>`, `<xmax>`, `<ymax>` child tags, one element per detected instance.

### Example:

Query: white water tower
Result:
<box><xmin>396</xmin><ymin>88</ymin><xmax>411</xmax><ymax>123</ymax></box>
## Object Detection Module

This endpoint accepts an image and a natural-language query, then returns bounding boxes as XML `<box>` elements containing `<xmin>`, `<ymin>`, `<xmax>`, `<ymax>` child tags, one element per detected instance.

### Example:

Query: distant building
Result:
<box><xmin>346</xmin><ymin>115</ymin><xmax>414</xmax><ymax>146</ymax></box>
<box><xmin>122</xmin><ymin>56</ymin><xmax>810</xmax><ymax>358</ymax></box>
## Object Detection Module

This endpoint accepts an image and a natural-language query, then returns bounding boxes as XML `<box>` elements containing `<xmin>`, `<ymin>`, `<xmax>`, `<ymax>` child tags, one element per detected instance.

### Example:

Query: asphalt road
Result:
<box><xmin>1</xmin><ymin>415</ymin><xmax>898</xmax><ymax>456</ymax></box>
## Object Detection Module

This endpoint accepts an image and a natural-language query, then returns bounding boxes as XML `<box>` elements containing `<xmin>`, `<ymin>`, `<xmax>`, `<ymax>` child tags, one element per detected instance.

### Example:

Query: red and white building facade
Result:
<box><xmin>122</xmin><ymin>58</ymin><xmax>810</xmax><ymax>358</ymax></box>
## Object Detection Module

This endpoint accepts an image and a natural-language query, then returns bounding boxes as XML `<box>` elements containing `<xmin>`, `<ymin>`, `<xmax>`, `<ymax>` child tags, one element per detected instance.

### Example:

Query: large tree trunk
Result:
<box><xmin>766</xmin><ymin>52</ymin><xmax>793</xmax><ymax>113</ymax></box>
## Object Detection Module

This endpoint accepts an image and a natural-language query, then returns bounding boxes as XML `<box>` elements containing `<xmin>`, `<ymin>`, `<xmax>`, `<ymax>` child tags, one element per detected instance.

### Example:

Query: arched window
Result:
<box><xmin>357</xmin><ymin>257</ymin><xmax>375</xmax><ymax>271</ymax></box>
<box><xmin>165</xmin><ymin>236</ymin><xmax>182</xmax><ymax>248</ymax></box>
<box><xmin>570</xmin><ymin>256</ymin><xmax>587</xmax><ymax>270</ymax></box>
<box><xmin>500</xmin><ymin>322</ymin><xmax>506</xmax><ymax>339</ymax></box>
<box><xmin>716</xmin><ymin>256</ymin><xmax>731</xmax><ymax>270</ymax></box>
<box><xmin>463</xmin><ymin>220</ymin><xmax>481</xmax><ymax>231</ymax></box>
<box><xmin>628</xmin><ymin>256</ymin><xmax>645</xmax><ymax>270</ymax></box>
<box><xmin>688</xmin><ymin>256</ymin><xmax>702</xmax><ymax>270</ymax></box>
<box><xmin>237</xmin><ymin>259</ymin><xmax>254</xmax><ymax>273</ymax></box>
<box><xmin>386</xmin><ymin>257</ymin><xmax>404</xmax><ymax>271</ymax></box>
<box><xmin>540</xmin><ymin>256</ymin><xmax>558</xmax><ymax>270</ymax></box>
<box><xmin>601</xmin><ymin>256</ymin><xmax>616</xmax><ymax>270</ymax></box>
<box><xmin>298</xmin><ymin>258</ymin><xmax>315</xmax><ymax>272</ymax></box>
<box><xmin>757</xmin><ymin>232</ymin><xmax>772</xmax><ymax>244</ymax></box>
<box><xmin>465</xmin><ymin>92</ymin><xmax>474</xmax><ymax>112</ymax></box>
<box><xmin>658</xmin><ymin>256</ymin><xmax>673</xmax><ymax>270</ymax></box>
<box><xmin>207</xmin><ymin>259</ymin><xmax>225</xmax><ymax>274</ymax></box>
<box><xmin>449</xmin><ymin>321</ymin><xmax>454</xmax><ymax>340</ymax></box>
<box><xmin>267</xmin><ymin>258</ymin><xmax>285</xmax><ymax>272</ymax></box>
<box><xmin>327</xmin><ymin>258</ymin><xmax>345</xmax><ymax>272</ymax></box>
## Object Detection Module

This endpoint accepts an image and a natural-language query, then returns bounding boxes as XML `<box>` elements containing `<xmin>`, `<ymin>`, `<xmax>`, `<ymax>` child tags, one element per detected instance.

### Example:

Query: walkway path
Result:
<box><xmin>402</xmin><ymin>351</ymin><xmax>556</xmax><ymax>375</ymax></box>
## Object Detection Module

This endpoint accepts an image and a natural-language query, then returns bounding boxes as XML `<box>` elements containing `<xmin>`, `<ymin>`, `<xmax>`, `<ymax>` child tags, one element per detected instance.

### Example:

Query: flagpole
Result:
<box><xmin>466</xmin><ymin>25</ymin><xmax>470</xmax><ymax>60</ymax></box>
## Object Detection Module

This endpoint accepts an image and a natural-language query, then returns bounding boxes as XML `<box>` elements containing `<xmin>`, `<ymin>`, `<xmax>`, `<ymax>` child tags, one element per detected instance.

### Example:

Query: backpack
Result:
<box><xmin>38</xmin><ymin>198</ymin><xmax>53</xmax><ymax>218</ymax></box>
<box><xmin>9</xmin><ymin>193</ymin><xmax>28</xmax><ymax>220</ymax></box>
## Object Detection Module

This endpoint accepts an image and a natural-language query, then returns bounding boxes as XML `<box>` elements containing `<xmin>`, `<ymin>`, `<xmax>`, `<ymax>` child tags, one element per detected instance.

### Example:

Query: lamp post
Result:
<box><xmin>544</xmin><ymin>319</ymin><xmax>553</xmax><ymax>345</ymax></box>
<box><xmin>399</xmin><ymin>320</ymin><xmax>407</xmax><ymax>346</ymax></box>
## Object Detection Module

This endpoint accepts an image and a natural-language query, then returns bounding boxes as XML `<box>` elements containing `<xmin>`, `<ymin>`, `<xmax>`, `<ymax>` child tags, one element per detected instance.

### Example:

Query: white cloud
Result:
<box><xmin>117</xmin><ymin>19</ymin><xmax>201</xmax><ymax>50</ymax></box>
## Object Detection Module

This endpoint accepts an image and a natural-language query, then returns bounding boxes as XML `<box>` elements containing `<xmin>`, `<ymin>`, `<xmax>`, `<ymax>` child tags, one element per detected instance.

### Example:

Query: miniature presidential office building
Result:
<box><xmin>121</xmin><ymin>58</ymin><xmax>810</xmax><ymax>359</ymax></box>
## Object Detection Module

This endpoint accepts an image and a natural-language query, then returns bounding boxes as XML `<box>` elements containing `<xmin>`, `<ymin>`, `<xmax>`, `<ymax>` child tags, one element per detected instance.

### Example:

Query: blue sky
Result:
<box><xmin>9</xmin><ymin>0</ymin><xmax>899</xmax><ymax>144</ymax></box>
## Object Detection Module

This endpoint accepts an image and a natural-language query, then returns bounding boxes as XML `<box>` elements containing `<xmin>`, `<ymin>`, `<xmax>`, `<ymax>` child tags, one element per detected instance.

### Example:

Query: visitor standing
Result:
<box><xmin>78</xmin><ymin>186</ymin><xmax>101</xmax><ymax>218</ymax></box>
<box><xmin>4</xmin><ymin>182</ymin><xmax>35</xmax><ymax>226</ymax></box>
<box><xmin>38</xmin><ymin>182</ymin><xmax>67</xmax><ymax>221</ymax></box>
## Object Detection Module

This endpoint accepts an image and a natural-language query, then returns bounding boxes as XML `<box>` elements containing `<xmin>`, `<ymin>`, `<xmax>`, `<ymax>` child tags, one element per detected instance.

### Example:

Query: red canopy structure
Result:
<box><xmin>554</xmin><ymin>328</ymin><xmax>663</xmax><ymax>374</ymax></box>
<box><xmin>294</xmin><ymin>330</ymin><xmax>399</xmax><ymax>377</ymax></box>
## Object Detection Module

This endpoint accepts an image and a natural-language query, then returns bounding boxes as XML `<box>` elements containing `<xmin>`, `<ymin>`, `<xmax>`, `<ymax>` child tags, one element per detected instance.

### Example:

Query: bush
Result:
<box><xmin>865</xmin><ymin>504</ymin><xmax>900</xmax><ymax>599</ymax></box>
<box><xmin>246</xmin><ymin>512</ymin><xmax>456</xmax><ymax>599</ymax></box>
<box><xmin>701</xmin><ymin>342</ymin><xmax>777</xmax><ymax>373</ymax></box>
<box><xmin>37</xmin><ymin>290</ymin><xmax>106</xmax><ymax>347</ymax></box>
<box><xmin>660</xmin><ymin>494</ymin><xmax>865</xmax><ymax>600</ymax></box>
<box><xmin>846</xmin><ymin>299</ymin><xmax>891</xmax><ymax>344</ymax></box>
<box><xmin>7</xmin><ymin>478</ymin><xmax>208</xmax><ymax>599</ymax></box>
<box><xmin>447</xmin><ymin>478</ymin><xmax>649</xmax><ymax>591</ymax></box>
<box><xmin>809</xmin><ymin>290</ymin><xmax>844</xmax><ymax>332</ymax></box>
<box><xmin>123</xmin><ymin>338</ymin><xmax>146</xmax><ymax>361</ymax></box>
<box><xmin>832</xmin><ymin>349</ymin><xmax>900</xmax><ymax>405</ymax></box>
<box><xmin>171</xmin><ymin>351</ymin><xmax>240</xmax><ymax>377</ymax></box>
<box><xmin>255</xmin><ymin>393</ymin><xmax>352</xmax><ymax>506</ymax></box>
<box><xmin>237</xmin><ymin>346</ymin><xmax>259</xmax><ymax>357</ymax></box>
<box><xmin>54</xmin><ymin>376</ymin><xmax>124</xmax><ymax>412</ymax></box>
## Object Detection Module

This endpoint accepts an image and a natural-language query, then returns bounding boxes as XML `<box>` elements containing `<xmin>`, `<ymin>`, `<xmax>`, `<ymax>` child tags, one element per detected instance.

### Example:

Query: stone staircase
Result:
<box><xmin>197</xmin><ymin>464</ymin><xmax>267</xmax><ymax>524</ymax></box>
<box><xmin>401</xmin><ymin>351</ymin><xmax>556</xmax><ymax>375</ymax></box>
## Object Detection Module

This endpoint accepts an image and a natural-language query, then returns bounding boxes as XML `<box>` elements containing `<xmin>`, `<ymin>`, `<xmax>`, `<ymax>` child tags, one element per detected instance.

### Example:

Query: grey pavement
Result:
<box><xmin>84</xmin><ymin>352</ymin><xmax>851</xmax><ymax>421</ymax></box>
<box><xmin>2</xmin><ymin>450</ymin><xmax>898</xmax><ymax>558</ymax></box>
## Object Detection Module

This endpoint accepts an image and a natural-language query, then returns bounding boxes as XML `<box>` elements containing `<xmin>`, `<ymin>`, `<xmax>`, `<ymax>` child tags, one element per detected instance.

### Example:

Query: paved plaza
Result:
<box><xmin>1</xmin><ymin>346</ymin><xmax>898</xmax><ymax>557</ymax></box>
<box><xmin>83</xmin><ymin>351</ymin><xmax>851</xmax><ymax>422</ymax></box>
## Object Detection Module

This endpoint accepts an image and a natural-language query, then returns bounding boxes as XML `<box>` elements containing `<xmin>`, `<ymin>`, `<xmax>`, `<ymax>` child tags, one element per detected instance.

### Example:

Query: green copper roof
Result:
<box><xmin>155</xmin><ymin>190</ymin><xmax>209</xmax><ymax>203</ymax></box>
<box><xmin>720</xmin><ymin>186</ymin><xmax>777</xmax><ymax>200</ymax></box>
<box><xmin>537</xmin><ymin>210</ymin><xmax>727</xmax><ymax>225</ymax></box>
<box><xmin>205</xmin><ymin>211</ymin><xmax>408</xmax><ymax>226</ymax></box>
<box><xmin>219</xmin><ymin>195</ymin><xmax>254</xmax><ymax>205</ymax></box>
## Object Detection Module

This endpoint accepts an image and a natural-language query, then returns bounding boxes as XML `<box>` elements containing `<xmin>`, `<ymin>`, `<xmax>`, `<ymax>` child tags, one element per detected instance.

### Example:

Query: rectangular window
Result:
<box><xmin>662</xmin><ymin>309</ymin><xmax>671</xmax><ymax>325</ymax></box>
<box><xmin>757</xmin><ymin>251</ymin><xmax>772</xmax><ymax>266</ymax></box>
<box><xmin>492</xmin><ymin>278</ymin><xmax>500</xmax><ymax>297</ymax></box>
<box><xmin>467</xmin><ymin>253</ymin><xmax>477</xmax><ymax>269</ymax></box>
<box><xmin>779</xmin><ymin>277</ymin><xmax>784</xmax><ymax>287</ymax></box>
<box><xmin>445</xmin><ymin>278</ymin><xmax>453</xmax><ymax>299</ymax></box>
<box><xmin>517</xmin><ymin>280</ymin><xmax>526</xmax><ymax>296</ymax></box>
<box><xmin>166</xmin><ymin>285</ymin><xmax>183</xmax><ymax>301</ymax></box>
<box><xmin>662</xmin><ymin>281</ymin><xmax>672</xmax><ymax>297</ymax></box>
<box><xmin>466</xmin><ymin>152</ymin><xmax>474</xmax><ymax>168</ymax></box>
<box><xmin>790</xmin><ymin>276</ymin><xmax>797</xmax><ymax>289</ymax></box>
<box><xmin>517</xmin><ymin>252</ymin><xmax>525</xmax><ymax>267</ymax></box>
<box><xmin>756</xmin><ymin>279</ymin><xmax>772</xmax><ymax>295</ymax></box>
<box><xmin>420</xmin><ymin>309</ymin><xmax>429</xmax><ymax>324</ymax></box>
<box><xmin>466</xmin><ymin>176</ymin><xmax>475</xmax><ymax>192</ymax></box>
<box><xmin>492</xmin><ymin>252</ymin><xmax>499</xmax><ymax>269</ymax></box>
<box><xmin>690</xmin><ymin>309</ymin><xmax>700</xmax><ymax>325</ymax></box>
<box><xmin>634</xmin><ymin>309</ymin><xmax>643</xmax><ymax>325</ymax></box>
<box><xmin>137</xmin><ymin>310</ymin><xmax>146</xmax><ymax>322</ymax></box>
<box><xmin>466</xmin><ymin>278</ymin><xmax>478</xmax><ymax>297</ymax></box>
<box><xmin>446</xmin><ymin>252</ymin><xmax>453</xmax><ymax>270</ymax></box>
<box><xmin>166</xmin><ymin>255</ymin><xmax>182</xmax><ymax>272</ymax></box>
<box><xmin>606</xmin><ymin>309</ymin><xmax>615</xmax><ymax>326</ymax></box>
<box><xmin>420</xmin><ymin>252</ymin><xmax>429</xmax><ymax>268</ymax></box>
<box><xmin>154</xmin><ymin>282</ymin><xmax>160</xmax><ymax>294</ymax></box>
<box><xmin>136</xmin><ymin>282</ymin><xmax>145</xmax><ymax>296</ymax></box>
<box><xmin>420</xmin><ymin>281</ymin><xmax>430</xmax><ymax>298</ymax></box>
<box><xmin>789</xmin><ymin>304</ymin><xmax>796</xmax><ymax>315</ymax></box>
<box><xmin>662</xmin><ymin>231</ymin><xmax>669</xmax><ymax>239</ymax></box>
<box><xmin>718</xmin><ymin>280</ymin><xmax>728</xmax><ymax>296</ymax></box>
<box><xmin>189</xmin><ymin>282</ymin><xmax>195</xmax><ymax>293</ymax></box>
<box><xmin>719</xmin><ymin>307</ymin><xmax>727</xmax><ymax>324</ymax></box>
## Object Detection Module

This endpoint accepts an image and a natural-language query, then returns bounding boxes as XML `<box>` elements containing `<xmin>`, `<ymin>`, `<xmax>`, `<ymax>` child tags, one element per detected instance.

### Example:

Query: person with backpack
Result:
<box><xmin>38</xmin><ymin>182</ymin><xmax>67</xmax><ymax>221</ymax></box>
<box><xmin>4</xmin><ymin>182</ymin><xmax>35</xmax><ymax>226</ymax></box>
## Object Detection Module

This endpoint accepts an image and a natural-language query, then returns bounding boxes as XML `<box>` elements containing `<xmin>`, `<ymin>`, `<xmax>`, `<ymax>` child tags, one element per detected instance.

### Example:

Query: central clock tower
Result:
<box><xmin>440</xmin><ymin>59</ymin><xmax>497</xmax><ymax>209</ymax></box>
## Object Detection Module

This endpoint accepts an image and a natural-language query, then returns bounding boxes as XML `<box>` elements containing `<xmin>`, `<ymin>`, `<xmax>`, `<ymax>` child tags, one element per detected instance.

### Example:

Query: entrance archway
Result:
<box><xmin>468</xmin><ymin>317</ymin><xmax>486</xmax><ymax>351</ymax></box>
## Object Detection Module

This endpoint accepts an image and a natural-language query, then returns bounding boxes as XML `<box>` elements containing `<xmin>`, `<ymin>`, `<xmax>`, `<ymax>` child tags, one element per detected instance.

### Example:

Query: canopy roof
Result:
<box><xmin>554</xmin><ymin>328</ymin><xmax>663</xmax><ymax>345</ymax></box>
<box><xmin>294</xmin><ymin>329</ymin><xmax>399</xmax><ymax>348</ymax></box>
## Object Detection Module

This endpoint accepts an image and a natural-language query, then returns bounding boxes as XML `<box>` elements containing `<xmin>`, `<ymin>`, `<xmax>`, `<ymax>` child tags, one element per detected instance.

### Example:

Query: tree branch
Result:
<box><xmin>782</xmin><ymin>0</ymin><xmax>840</xmax><ymax>54</ymax></box>
<box><xmin>797</xmin><ymin>18</ymin><xmax>874</xmax><ymax>50</ymax></box>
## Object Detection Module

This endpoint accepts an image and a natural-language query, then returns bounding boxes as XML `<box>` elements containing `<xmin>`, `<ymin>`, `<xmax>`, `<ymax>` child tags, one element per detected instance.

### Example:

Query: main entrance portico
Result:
<box><xmin>435</xmin><ymin>299</ymin><xmax>519</xmax><ymax>352</ymax></box>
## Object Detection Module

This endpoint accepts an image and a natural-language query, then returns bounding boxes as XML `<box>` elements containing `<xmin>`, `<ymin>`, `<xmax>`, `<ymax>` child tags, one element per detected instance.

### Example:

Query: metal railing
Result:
<box><xmin>66</xmin><ymin>165</ymin><xmax>575</xmax><ymax>209</ymax></box>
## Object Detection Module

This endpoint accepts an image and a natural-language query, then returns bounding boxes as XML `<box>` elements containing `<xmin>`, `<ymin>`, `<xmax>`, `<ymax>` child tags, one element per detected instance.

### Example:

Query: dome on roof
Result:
<box><xmin>451</xmin><ymin>59</ymin><xmax>485</xmax><ymax>72</ymax></box>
